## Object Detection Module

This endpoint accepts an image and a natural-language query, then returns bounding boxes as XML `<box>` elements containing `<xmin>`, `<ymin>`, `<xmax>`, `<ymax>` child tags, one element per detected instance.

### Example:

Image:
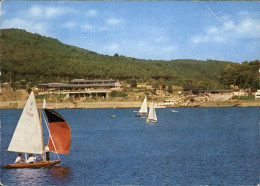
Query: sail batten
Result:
<box><xmin>7</xmin><ymin>92</ymin><xmax>43</xmax><ymax>154</ymax></box>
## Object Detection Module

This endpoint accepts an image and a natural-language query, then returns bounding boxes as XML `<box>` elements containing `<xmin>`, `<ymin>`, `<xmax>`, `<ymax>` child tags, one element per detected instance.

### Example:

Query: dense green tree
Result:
<box><xmin>168</xmin><ymin>84</ymin><xmax>173</xmax><ymax>93</ymax></box>
<box><xmin>1</xmin><ymin>28</ymin><xmax>241</xmax><ymax>90</ymax></box>
<box><xmin>220</xmin><ymin>60</ymin><xmax>260</xmax><ymax>91</ymax></box>
<box><xmin>131</xmin><ymin>80</ymin><xmax>137</xmax><ymax>88</ymax></box>
<box><xmin>113</xmin><ymin>53</ymin><xmax>119</xmax><ymax>57</ymax></box>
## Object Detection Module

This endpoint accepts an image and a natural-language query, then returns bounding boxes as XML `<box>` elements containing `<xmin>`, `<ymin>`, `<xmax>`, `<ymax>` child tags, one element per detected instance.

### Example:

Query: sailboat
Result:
<box><xmin>3</xmin><ymin>92</ymin><xmax>71</xmax><ymax>168</ymax></box>
<box><xmin>146</xmin><ymin>103</ymin><xmax>158</xmax><ymax>123</ymax></box>
<box><xmin>136</xmin><ymin>96</ymin><xmax>148</xmax><ymax>117</ymax></box>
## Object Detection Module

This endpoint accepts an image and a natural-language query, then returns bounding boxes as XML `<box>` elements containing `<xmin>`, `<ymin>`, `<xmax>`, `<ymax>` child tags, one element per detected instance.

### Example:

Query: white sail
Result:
<box><xmin>43</xmin><ymin>98</ymin><xmax>47</xmax><ymax>109</ymax></box>
<box><xmin>148</xmin><ymin>103</ymin><xmax>157</xmax><ymax>122</ymax></box>
<box><xmin>7</xmin><ymin>92</ymin><xmax>43</xmax><ymax>154</ymax></box>
<box><xmin>139</xmin><ymin>96</ymin><xmax>148</xmax><ymax>113</ymax></box>
<box><xmin>153</xmin><ymin>105</ymin><xmax>157</xmax><ymax>121</ymax></box>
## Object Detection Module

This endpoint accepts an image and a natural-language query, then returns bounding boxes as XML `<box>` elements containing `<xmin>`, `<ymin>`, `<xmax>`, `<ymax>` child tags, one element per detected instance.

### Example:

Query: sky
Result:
<box><xmin>1</xmin><ymin>1</ymin><xmax>260</xmax><ymax>63</ymax></box>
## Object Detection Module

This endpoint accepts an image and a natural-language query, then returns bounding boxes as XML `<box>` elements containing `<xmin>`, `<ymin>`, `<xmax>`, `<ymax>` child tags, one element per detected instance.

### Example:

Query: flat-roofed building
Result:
<box><xmin>38</xmin><ymin>79</ymin><xmax>121</xmax><ymax>99</ymax></box>
<box><xmin>71</xmin><ymin>79</ymin><xmax>121</xmax><ymax>89</ymax></box>
<box><xmin>38</xmin><ymin>83</ymin><xmax>70</xmax><ymax>92</ymax></box>
<box><xmin>137</xmin><ymin>83</ymin><xmax>147</xmax><ymax>88</ymax></box>
<box><xmin>255</xmin><ymin>90</ymin><xmax>260</xmax><ymax>99</ymax></box>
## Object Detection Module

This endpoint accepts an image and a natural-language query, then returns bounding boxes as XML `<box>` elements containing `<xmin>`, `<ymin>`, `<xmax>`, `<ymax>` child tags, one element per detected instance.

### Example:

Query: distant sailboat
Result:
<box><xmin>146</xmin><ymin>103</ymin><xmax>158</xmax><ymax>123</ymax></box>
<box><xmin>3</xmin><ymin>92</ymin><xmax>71</xmax><ymax>168</ymax></box>
<box><xmin>136</xmin><ymin>96</ymin><xmax>148</xmax><ymax>117</ymax></box>
<box><xmin>110</xmin><ymin>115</ymin><xmax>116</xmax><ymax>118</ymax></box>
<box><xmin>43</xmin><ymin>98</ymin><xmax>47</xmax><ymax>109</ymax></box>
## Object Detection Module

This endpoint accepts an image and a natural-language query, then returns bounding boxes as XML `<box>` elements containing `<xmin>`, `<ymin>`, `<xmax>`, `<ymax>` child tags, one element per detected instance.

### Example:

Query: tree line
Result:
<box><xmin>220</xmin><ymin>60</ymin><xmax>260</xmax><ymax>91</ymax></box>
<box><xmin>1</xmin><ymin>29</ymin><xmax>259</xmax><ymax>92</ymax></box>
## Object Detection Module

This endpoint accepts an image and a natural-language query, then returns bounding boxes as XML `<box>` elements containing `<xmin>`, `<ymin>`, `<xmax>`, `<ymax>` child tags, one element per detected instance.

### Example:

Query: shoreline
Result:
<box><xmin>0</xmin><ymin>100</ymin><xmax>260</xmax><ymax>109</ymax></box>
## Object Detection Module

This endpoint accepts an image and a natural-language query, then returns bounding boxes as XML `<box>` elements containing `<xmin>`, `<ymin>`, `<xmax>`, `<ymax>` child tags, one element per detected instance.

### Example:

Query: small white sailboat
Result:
<box><xmin>146</xmin><ymin>103</ymin><xmax>158</xmax><ymax>123</ymax></box>
<box><xmin>136</xmin><ymin>96</ymin><xmax>148</xmax><ymax>117</ymax></box>
<box><xmin>3</xmin><ymin>92</ymin><xmax>71</xmax><ymax>168</ymax></box>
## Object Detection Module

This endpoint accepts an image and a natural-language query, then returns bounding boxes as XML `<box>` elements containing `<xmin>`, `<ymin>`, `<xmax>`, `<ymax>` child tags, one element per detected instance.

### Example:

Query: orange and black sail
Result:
<box><xmin>44</xmin><ymin>109</ymin><xmax>71</xmax><ymax>154</ymax></box>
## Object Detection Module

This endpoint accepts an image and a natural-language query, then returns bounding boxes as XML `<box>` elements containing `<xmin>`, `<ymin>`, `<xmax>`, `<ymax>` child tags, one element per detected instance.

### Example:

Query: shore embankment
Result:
<box><xmin>1</xmin><ymin>100</ymin><xmax>260</xmax><ymax>109</ymax></box>
<box><xmin>0</xmin><ymin>101</ymin><xmax>141</xmax><ymax>109</ymax></box>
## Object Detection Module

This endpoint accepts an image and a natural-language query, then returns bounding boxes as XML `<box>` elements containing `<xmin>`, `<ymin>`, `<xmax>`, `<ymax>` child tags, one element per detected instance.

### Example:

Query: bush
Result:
<box><xmin>110</xmin><ymin>91</ymin><xmax>127</xmax><ymax>97</ymax></box>
<box><xmin>232</xmin><ymin>95</ymin><xmax>255</xmax><ymax>100</ymax></box>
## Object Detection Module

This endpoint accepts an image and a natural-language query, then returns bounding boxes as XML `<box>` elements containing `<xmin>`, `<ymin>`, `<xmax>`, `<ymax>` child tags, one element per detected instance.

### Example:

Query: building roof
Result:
<box><xmin>183</xmin><ymin>86</ymin><xmax>200</xmax><ymax>91</ymax></box>
<box><xmin>184</xmin><ymin>86</ymin><xmax>233</xmax><ymax>93</ymax></box>
<box><xmin>38</xmin><ymin>83</ymin><xmax>73</xmax><ymax>88</ymax></box>
<box><xmin>71</xmin><ymin>79</ymin><xmax>118</xmax><ymax>83</ymax></box>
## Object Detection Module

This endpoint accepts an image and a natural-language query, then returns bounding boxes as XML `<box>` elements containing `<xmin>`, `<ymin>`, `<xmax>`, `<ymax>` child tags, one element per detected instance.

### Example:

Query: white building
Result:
<box><xmin>255</xmin><ymin>90</ymin><xmax>260</xmax><ymax>99</ymax></box>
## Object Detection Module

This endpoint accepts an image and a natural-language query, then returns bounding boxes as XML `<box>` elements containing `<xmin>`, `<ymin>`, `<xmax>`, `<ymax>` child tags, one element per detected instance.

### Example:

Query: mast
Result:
<box><xmin>35</xmin><ymin>92</ymin><xmax>45</xmax><ymax>161</ymax></box>
<box><xmin>42</xmin><ymin>99</ymin><xmax>61</xmax><ymax>160</ymax></box>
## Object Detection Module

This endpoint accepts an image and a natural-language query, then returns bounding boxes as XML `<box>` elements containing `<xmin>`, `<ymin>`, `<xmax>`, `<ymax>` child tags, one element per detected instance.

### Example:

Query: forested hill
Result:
<box><xmin>1</xmin><ymin>28</ymin><xmax>233</xmax><ymax>90</ymax></box>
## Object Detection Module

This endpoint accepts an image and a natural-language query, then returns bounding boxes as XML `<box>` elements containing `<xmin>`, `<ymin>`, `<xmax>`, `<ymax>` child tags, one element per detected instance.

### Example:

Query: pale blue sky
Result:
<box><xmin>1</xmin><ymin>1</ymin><xmax>260</xmax><ymax>63</ymax></box>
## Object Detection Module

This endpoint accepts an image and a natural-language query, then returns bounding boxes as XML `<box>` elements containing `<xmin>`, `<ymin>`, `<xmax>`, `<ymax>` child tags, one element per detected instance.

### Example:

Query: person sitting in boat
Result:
<box><xmin>15</xmin><ymin>154</ymin><xmax>25</xmax><ymax>163</ymax></box>
<box><xmin>44</xmin><ymin>144</ymin><xmax>50</xmax><ymax>161</ymax></box>
<box><xmin>26</xmin><ymin>154</ymin><xmax>36</xmax><ymax>163</ymax></box>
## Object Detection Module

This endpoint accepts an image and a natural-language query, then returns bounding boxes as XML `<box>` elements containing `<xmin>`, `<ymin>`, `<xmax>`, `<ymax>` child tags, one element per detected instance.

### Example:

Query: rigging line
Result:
<box><xmin>34</xmin><ymin>155</ymin><xmax>41</xmax><ymax>161</ymax></box>
<box><xmin>42</xmin><ymin>110</ymin><xmax>60</xmax><ymax>160</ymax></box>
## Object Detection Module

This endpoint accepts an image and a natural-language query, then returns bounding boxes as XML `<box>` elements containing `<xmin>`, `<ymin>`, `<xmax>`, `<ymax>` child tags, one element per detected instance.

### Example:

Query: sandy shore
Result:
<box><xmin>0</xmin><ymin>101</ymin><xmax>142</xmax><ymax>109</ymax></box>
<box><xmin>197</xmin><ymin>100</ymin><xmax>260</xmax><ymax>107</ymax></box>
<box><xmin>1</xmin><ymin>100</ymin><xmax>260</xmax><ymax>109</ymax></box>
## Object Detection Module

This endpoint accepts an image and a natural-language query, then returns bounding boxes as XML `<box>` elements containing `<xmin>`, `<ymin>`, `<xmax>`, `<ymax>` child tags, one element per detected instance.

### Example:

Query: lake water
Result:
<box><xmin>0</xmin><ymin>107</ymin><xmax>259</xmax><ymax>185</ymax></box>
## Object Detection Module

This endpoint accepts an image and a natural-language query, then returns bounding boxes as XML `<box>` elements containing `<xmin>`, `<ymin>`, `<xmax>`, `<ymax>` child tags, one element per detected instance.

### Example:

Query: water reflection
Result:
<box><xmin>12</xmin><ymin>168</ymin><xmax>48</xmax><ymax>185</ymax></box>
<box><xmin>49</xmin><ymin>166</ymin><xmax>71</xmax><ymax>179</ymax></box>
<box><xmin>1</xmin><ymin>166</ymin><xmax>71</xmax><ymax>185</ymax></box>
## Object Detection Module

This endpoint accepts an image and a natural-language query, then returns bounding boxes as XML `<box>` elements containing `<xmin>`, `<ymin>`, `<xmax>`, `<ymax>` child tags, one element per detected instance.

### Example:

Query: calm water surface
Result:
<box><xmin>0</xmin><ymin>107</ymin><xmax>259</xmax><ymax>185</ymax></box>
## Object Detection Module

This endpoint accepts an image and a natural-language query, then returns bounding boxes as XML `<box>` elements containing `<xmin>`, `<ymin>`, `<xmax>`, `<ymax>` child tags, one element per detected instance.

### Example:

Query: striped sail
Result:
<box><xmin>44</xmin><ymin>109</ymin><xmax>71</xmax><ymax>154</ymax></box>
<box><xmin>7</xmin><ymin>92</ymin><xmax>43</xmax><ymax>154</ymax></box>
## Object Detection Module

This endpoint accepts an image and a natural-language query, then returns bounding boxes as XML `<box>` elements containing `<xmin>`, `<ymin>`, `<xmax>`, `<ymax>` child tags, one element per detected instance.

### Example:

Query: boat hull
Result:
<box><xmin>146</xmin><ymin>119</ymin><xmax>158</xmax><ymax>123</ymax></box>
<box><xmin>3</xmin><ymin>160</ymin><xmax>61</xmax><ymax>169</ymax></box>
<box><xmin>136</xmin><ymin>113</ymin><xmax>148</xmax><ymax>117</ymax></box>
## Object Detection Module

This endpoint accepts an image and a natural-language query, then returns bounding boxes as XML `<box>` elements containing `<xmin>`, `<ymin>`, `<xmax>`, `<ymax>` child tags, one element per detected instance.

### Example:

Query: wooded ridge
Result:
<box><xmin>1</xmin><ymin>29</ymin><xmax>259</xmax><ymax>91</ymax></box>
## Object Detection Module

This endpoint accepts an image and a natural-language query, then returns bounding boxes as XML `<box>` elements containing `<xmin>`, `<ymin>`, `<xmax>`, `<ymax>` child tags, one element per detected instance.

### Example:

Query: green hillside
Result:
<box><xmin>1</xmin><ymin>28</ymin><xmax>233</xmax><ymax>90</ymax></box>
